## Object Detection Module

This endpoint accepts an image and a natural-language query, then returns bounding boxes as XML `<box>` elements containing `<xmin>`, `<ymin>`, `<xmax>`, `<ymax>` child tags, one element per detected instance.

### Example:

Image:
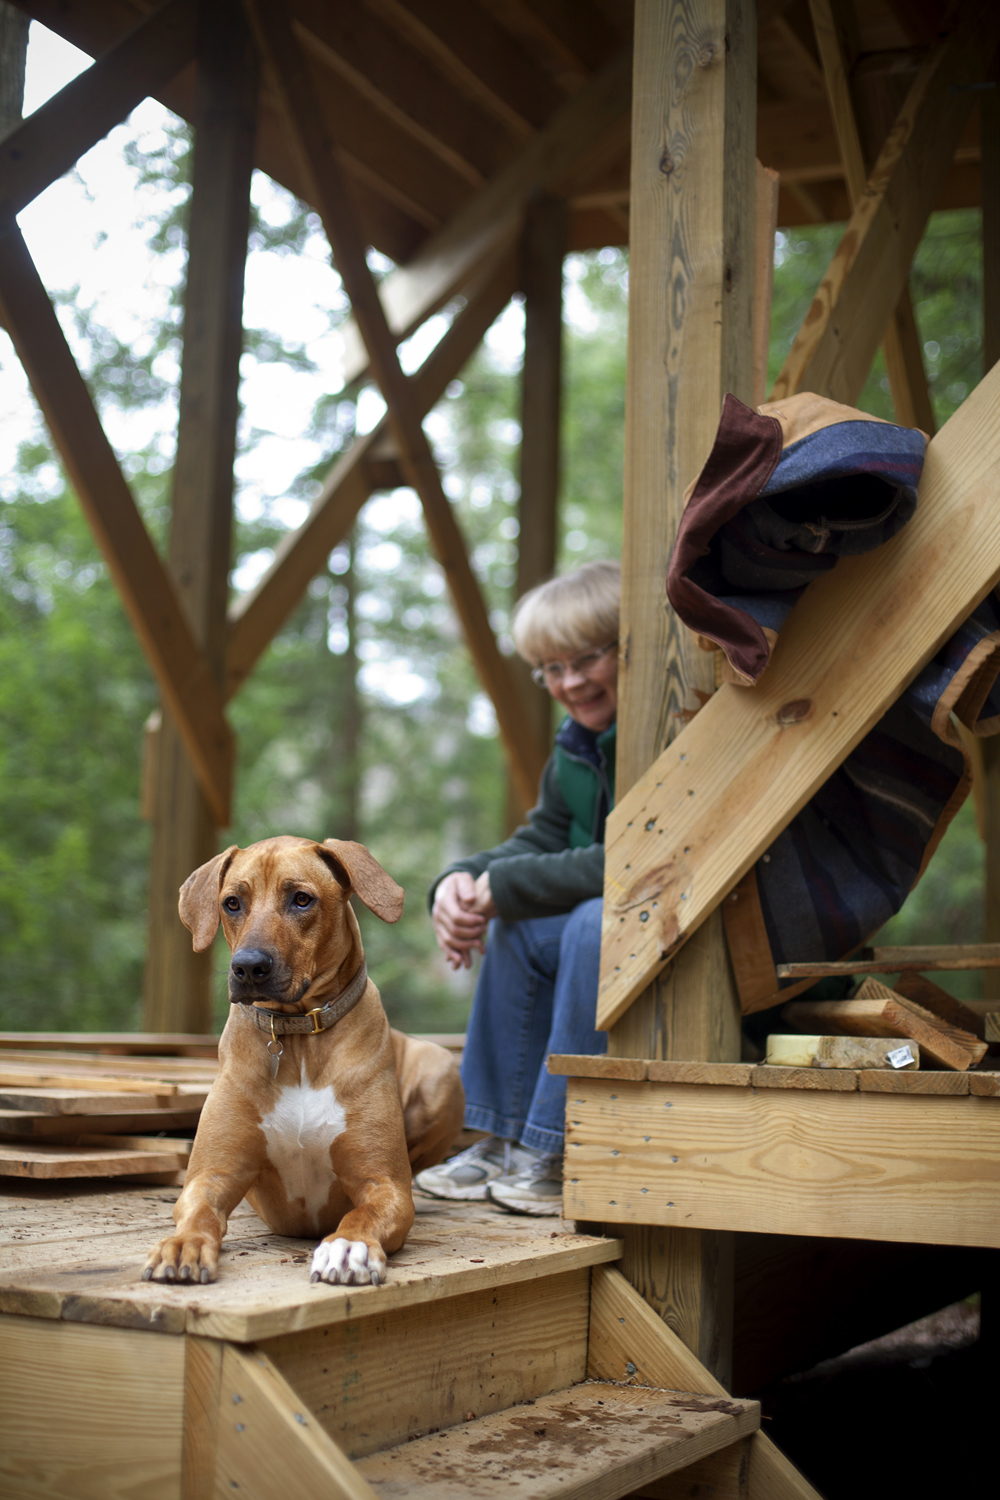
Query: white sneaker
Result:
<box><xmin>414</xmin><ymin>1136</ymin><xmax>540</xmax><ymax>1202</ymax></box>
<box><xmin>487</xmin><ymin>1150</ymin><xmax>563</xmax><ymax>1217</ymax></box>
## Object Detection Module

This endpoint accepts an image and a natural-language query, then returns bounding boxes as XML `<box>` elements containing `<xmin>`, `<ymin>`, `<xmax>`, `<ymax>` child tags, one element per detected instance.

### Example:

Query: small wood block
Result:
<box><xmin>986</xmin><ymin>1013</ymin><xmax>1000</xmax><ymax>1044</ymax></box>
<box><xmin>547</xmin><ymin>1055</ymin><xmax>648</xmax><ymax>1080</ymax></box>
<box><xmin>0</xmin><ymin>1140</ymin><xmax>185</xmax><ymax>1179</ymax></box>
<box><xmin>970</xmin><ymin>1072</ymin><xmax>1000</xmax><ymax>1096</ymax></box>
<box><xmin>785</xmin><ymin>983</ymin><xmax>987</xmax><ymax>1072</ymax></box>
<box><xmin>765</xmin><ymin>1034</ymin><xmax>918</xmax><ymax>1070</ymax></box>
<box><xmin>646</xmin><ymin>1061</ymin><xmax>755</xmax><ymax>1087</ymax></box>
<box><xmin>892</xmin><ymin>971</ymin><xmax>986</xmax><ymax>1039</ymax></box>
<box><xmin>751</xmin><ymin>1065</ymin><xmax>858</xmax><ymax>1091</ymax></box>
<box><xmin>858</xmin><ymin>1071</ymin><xmax>970</xmax><ymax>1095</ymax></box>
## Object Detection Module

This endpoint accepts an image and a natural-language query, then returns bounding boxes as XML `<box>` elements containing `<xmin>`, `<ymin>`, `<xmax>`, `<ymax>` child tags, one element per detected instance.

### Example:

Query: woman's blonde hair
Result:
<box><xmin>511</xmin><ymin>559</ymin><xmax>620</xmax><ymax>664</ymax></box>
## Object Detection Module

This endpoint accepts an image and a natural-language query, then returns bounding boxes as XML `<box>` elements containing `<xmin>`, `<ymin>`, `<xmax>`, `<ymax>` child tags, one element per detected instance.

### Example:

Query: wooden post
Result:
<box><xmin>0</xmin><ymin>3</ymin><xmax>28</xmax><ymax>136</ymax></box>
<box><xmin>605</xmin><ymin>0</ymin><xmax>755</xmax><ymax>1388</ymax></box>
<box><xmin>143</xmin><ymin>0</ymin><xmax>256</xmax><ymax>1031</ymax></box>
<box><xmin>509</xmin><ymin>193</ymin><xmax>565</xmax><ymax>819</ymax></box>
<box><xmin>981</xmin><ymin>62</ymin><xmax>1000</xmax><ymax>1002</ymax></box>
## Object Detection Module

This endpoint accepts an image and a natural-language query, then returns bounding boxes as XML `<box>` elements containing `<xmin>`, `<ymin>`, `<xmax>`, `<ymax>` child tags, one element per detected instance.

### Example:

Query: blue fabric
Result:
<box><xmin>460</xmin><ymin>897</ymin><xmax>607</xmax><ymax>1152</ymax></box>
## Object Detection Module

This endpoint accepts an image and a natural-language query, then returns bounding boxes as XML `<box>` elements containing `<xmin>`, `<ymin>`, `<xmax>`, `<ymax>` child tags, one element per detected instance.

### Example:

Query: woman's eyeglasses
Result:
<box><xmin>530</xmin><ymin>641</ymin><xmax>618</xmax><ymax>688</ymax></box>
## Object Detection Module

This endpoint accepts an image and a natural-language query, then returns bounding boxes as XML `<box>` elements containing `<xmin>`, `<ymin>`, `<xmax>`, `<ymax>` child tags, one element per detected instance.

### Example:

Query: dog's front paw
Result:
<box><xmin>143</xmin><ymin>1232</ymin><xmax>219</xmax><ymax>1285</ymax></box>
<box><xmin>310</xmin><ymin>1237</ymin><xmax>386</xmax><ymax>1287</ymax></box>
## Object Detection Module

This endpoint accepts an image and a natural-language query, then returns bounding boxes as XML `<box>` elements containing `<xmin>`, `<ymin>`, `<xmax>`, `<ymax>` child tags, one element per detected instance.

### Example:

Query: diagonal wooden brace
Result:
<box><xmin>243</xmin><ymin>0</ymin><xmax>545</xmax><ymax>810</ymax></box>
<box><xmin>597</xmin><ymin>361</ymin><xmax>1000</xmax><ymax>1030</ymax></box>
<box><xmin>0</xmin><ymin>0</ymin><xmax>199</xmax><ymax>220</ymax></box>
<box><xmin>0</xmin><ymin>220</ymin><xmax>233</xmax><ymax>827</ymax></box>
<box><xmin>770</xmin><ymin>0</ymin><xmax>1000</xmax><ymax>406</ymax></box>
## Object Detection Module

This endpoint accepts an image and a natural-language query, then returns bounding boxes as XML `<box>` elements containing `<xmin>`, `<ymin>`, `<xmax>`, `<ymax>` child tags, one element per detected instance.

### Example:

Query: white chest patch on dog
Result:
<box><xmin>258</xmin><ymin>1070</ymin><xmax>347</xmax><ymax>1223</ymax></box>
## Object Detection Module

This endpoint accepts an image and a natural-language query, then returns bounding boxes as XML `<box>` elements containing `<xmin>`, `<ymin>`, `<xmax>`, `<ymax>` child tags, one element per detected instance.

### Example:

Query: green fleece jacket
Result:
<box><xmin>429</xmin><ymin>719</ymin><xmax>616</xmax><ymax>922</ymax></box>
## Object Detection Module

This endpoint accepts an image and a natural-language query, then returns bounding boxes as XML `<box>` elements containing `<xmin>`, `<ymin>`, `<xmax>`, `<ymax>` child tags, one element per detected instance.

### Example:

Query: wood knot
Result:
<box><xmin>697</xmin><ymin>42</ymin><xmax>716</xmax><ymax>67</ymax></box>
<box><xmin>776</xmin><ymin>698</ymin><xmax>813</xmax><ymax>726</ymax></box>
<box><xmin>659</xmin><ymin>150</ymin><xmax>675</xmax><ymax>176</ymax></box>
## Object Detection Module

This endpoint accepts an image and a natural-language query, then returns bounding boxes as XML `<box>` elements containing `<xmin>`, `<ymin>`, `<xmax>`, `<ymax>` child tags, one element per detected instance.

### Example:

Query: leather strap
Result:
<box><xmin>245</xmin><ymin>962</ymin><xmax>368</xmax><ymax>1036</ymax></box>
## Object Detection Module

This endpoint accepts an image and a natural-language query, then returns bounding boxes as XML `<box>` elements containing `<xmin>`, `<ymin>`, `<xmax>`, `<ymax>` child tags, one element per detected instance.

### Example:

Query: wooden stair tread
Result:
<box><xmin>354</xmin><ymin>1381</ymin><xmax>759</xmax><ymax>1499</ymax></box>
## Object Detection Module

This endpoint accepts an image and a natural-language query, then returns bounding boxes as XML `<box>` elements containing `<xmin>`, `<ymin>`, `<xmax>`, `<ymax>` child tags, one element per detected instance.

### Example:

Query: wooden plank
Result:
<box><xmin>333</xmin><ymin>43</ymin><xmax>632</xmax><ymax>389</ymax></box>
<box><xmin>547</xmin><ymin>1055</ymin><xmax>648</xmax><ymax>1080</ymax></box>
<box><xmin>563</xmin><ymin>1079</ymin><xmax>1000</xmax><ymax>1248</ymax></box>
<box><xmin>588</xmin><ymin>1266</ymin><xmax>820</xmax><ymax>1500</ymax></box>
<box><xmin>145</xmin><ymin>0</ymin><xmax>257</xmax><ymax>1032</ymax></box>
<box><xmin>246</xmin><ymin>0</ymin><xmax>544</xmax><ymax>811</ymax></box>
<box><xmin>752</xmin><ymin>161</ymin><xmax>780</xmax><ymax>407</ymax></box>
<box><xmin>0</xmin><ymin>0</ymin><xmax>197</xmax><ymax>219</ymax></box>
<box><xmin>0</xmin><ymin>222</ymin><xmax>233</xmax><ymax>825</ymax></box>
<box><xmin>858</xmin><ymin>1071</ymin><xmax>970</xmax><ymax>1095</ymax></box>
<box><xmin>0</xmin><ymin>1069</ymin><xmax>180</xmax><ymax>1093</ymax></box>
<box><xmin>0</xmin><ymin>1315</ymin><xmax>185</xmax><ymax>1500</ymax></box>
<box><xmin>987</xmin><ymin>1015</ymin><xmax>1000</xmax><ymax>1044</ymax></box>
<box><xmin>0</xmin><ymin>1139</ymin><xmax>184</xmax><ymax>1179</ymax></box>
<box><xmin>225</xmin><ymin>247</ymin><xmax>517</xmax><ymax>696</ymax></box>
<box><xmin>970</xmin><ymin>1072</ymin><xmax>1000</xmax><ymax>1097</ymax></box>
<box><xmin>763</xmin><ymin>1034</ymin><xmax>918</xmax><ymax>1069</ymax></box>
<box><xmin>354</xmin><ymin>1380</ymin><xmax>759</xmax><ymax>1500</ymax></box>
<box><xmin>634</xmin><ymin>1438</ymin><xmax>751</xmax><ymax>1499</ymax></box>
<box><xmin>597</xmin><ymin>360</ymin><xmax>1000</xmax><ymax>1030</ymax></box>
<box><xmin>0</xmin><ymin>1087</ymin><xmax>196</xmax><ymax>1115</ymax></box>
<box><xmin>215</xmin><ymin>1344</ymin><xmax>377</xmax><ymax>1500</ymax></box>
<box><xmin>263</xmin><ymin>1268</ymin><xmax>591</xmax><ymax>1459</ymax></box>
<box><xmin>892</xmin><ymin>970</ymin><xmax>987</xmax><ymax>1040</ymax></box>
<box><xmin>183</xmin><ymin>1336</ymin><xmax>222</xmax><ymax>1500</ymax></box>
<box><xmin>784</xmin><ymin>984</ymin><xmax>987</xmax><ymax>1071</ymax></box>
<box><xmin>0</xmin><ymin>1106</ymin><xmax>203</xmax><ymax>1137</ymax></box>
<box><xmin>647</xmin><ymin>1062</ymin><xmax>754</xmax><ymax>1088</ymax></box>
<box><xmin>777</xmin><ymin>942</ymin><xmax>1000</xmax><ymax>980</ymax></box>
<box><xmin>0</xmin><ymin>1032</ymin><xmax>219</xmax><ymax>1056</ymax></box>
<box><xmin>769</xmin><ymin>0</ymin><xmax>1000</xmax><ymax>405</ymax></box>
<box><xmin>750</xmin><ymin>1065</ymin><xmax>857</xmax><ymax>1091</ymax></box>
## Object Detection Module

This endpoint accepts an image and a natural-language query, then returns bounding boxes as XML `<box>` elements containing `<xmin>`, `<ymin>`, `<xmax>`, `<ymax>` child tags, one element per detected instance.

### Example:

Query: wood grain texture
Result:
<box><xmin>0</xmin><ymin>1314</ymin><xmax>184</xmax><ymax>1500</ymax></box>
<box><xmin>647</xmin><ymin>1063</ymin><xmax>754</xmax><ymax>1088</ymax></box>
<box><xmin>548</xmin><ymin>1055</ymin><xmax>648</xmax><ymax>1080</ymax></box>
<box><xmin>786</xmin><ymin>985</ymin><xmax>987</xmax><ymax>1071</ymax></box>
<box><xmin>263</xmin><ymin>1268</ymin><xmax>590</xmax><ymax>1459</ymax></box>
<box><xmin>892</xmin><ymin>970</ymin><xmax>986</xmax><ymax>1039</ymax></box>
<box><xmin>598</xmin><ymin>360</ymin><xmax>1000</xmax><ymax>1029</ymax></box>
<box><xmin>215</xmin><ymin>1344</ymin><xmax>375</xmax><ymax>1500</ymax></box>
<box><xmin>858</xmin><ymin>1070</ymin><xmax>970</xmax><ymax>1095</ymax></box>
<box><xmin>970</xmin><ymin>1072</ymin><xmax>1000</xmax><ymax>1097</ymax></box>
<box><xmin>183</xmin><ymin>1337</ymin><xmax>222</xmax><ymax>1500</ymax></box>
<box><xmin>749</xmin><ymin>1065</ymin><xmax>858</xmax><ymax>1091</ymax></box>
<box><xmin>764</xmin><ymin>1034</ymin><xmax>918</xmax><ymax>1069</ymax></box>
<box><xmin>770</xmin><ymin>0</ymin><xmax>999</xmax><ymax>404</ymax></box>
<box><xmin>354</xmin><ymin>1380</ymin><xmax>759</xmax><ymax>1500</ymax></box>
<box><xmin>0</xmin><ymin>1140</ymin><xmax>185</xmax><ymax>1179</ymax></box>
<box><xmin>563</xmin><ymin>1079</ymin><xmax>1000</xmax><ymax>1247</ymax></box>
<box><xmin>0</xmin><ymin>1032</ymin><xmax>219</xmax><ymax>1056</ymax></box>
<box><xmin>0</xmin><ymin>0</ymin><xmax>197</xmax><ymax>218</ymax></box>
<box><xmin>0</xmin><ymin>221</ymin><xmax>233</xmax><ymax>825</ymax></box>
<box><xmin>631</xmin><ymin>1437</ymin><xmax>750</xmax><ymax>1498</ymax></box>
<box><xmin>752</xmin><ymin>161</ymin><xmax>779</xmax><ymax>408</ymax></box>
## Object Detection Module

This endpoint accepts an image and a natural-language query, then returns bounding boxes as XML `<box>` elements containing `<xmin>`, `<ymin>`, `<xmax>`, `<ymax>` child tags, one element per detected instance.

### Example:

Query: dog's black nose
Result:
<box><xmin>231</xmin><ymin>948</ymin><xmax>274</xmax><ymax>983</ymax></box>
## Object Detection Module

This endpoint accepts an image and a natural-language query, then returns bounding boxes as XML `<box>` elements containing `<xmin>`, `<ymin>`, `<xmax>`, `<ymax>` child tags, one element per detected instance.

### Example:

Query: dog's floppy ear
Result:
<box><xmin>318</xmin><ymin>839</ymin><xmax>404</xmax><ymax>924</ymax></box>
<box><xmin>178</xmin><ymin>846</ymin><xmax>239</xmax><ymax>952</ymax></box>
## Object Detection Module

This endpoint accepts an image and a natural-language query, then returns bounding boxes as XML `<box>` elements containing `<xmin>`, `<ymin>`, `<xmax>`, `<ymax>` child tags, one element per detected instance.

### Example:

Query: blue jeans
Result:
<box><xmin>460</xmin><ymin>897</ymin><xmax>607</xmax><ymax>1154</ymax></box>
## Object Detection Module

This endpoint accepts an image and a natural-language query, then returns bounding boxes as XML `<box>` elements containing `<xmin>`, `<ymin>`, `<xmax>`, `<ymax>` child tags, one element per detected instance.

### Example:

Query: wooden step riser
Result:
<box><xmin>261</xmin><ymin>1267</ymin><xmax>591</xmax><ymax>1460</ymax></box>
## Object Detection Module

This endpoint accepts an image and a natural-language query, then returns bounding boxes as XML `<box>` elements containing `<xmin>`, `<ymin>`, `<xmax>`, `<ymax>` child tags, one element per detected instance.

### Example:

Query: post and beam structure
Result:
<box><xmin>144</xmin><ymin>0</ymin><xmax>257</xmax><ymax>1031</ymax></box>
<box><xmin>604</xmin><ymin>0</ymin><xmax>757</xmax><ymax>1389</ymax></box>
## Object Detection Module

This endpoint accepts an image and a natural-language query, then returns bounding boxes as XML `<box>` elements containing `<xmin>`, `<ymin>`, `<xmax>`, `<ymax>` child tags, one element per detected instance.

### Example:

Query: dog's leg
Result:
<box><xmin>392</xmin><ymin>1031</ymin><xmax>466</xmax><ymax>1173</ymax></box>
<box><xmin>143</xmin><ymin>1082</ymin><xmax>264</xmax><ymax>1284</ymax></box>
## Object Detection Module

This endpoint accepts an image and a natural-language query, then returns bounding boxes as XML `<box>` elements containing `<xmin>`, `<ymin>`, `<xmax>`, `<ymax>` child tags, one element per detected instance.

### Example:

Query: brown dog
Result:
<box><xmin>143</xmin><ymin>836</ymin><xmax>464</xmax><ymax>1287</ymax></box>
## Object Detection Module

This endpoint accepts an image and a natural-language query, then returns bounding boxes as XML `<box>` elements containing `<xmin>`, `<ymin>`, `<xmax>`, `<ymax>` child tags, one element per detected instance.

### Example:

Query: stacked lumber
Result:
<box><xmin>782</xmin><ymin>977</ymin><xmax>988</xmax><ymax>1072</ymax></box>
<box><xmin>0</xmin><ymin>1037</ymin><xmax>217</xmax><ymax>1181</ymax></box>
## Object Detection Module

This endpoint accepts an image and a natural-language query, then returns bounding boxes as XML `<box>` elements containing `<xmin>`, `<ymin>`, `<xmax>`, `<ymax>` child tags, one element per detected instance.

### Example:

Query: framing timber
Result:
<box><xmin>0</xmin><ymin>0</ymin><xmax>198</xmax><ymax>221</ymax></box>
<box><xmin>245</xmin><ymin>0</ymin><xmax>544</xmax><ymax>809</ymax></box>
<box><xmin>144</xmin><ymin>0</ymin><xmax>257</xmax><ymax>1031</ymax></box>
<box><xmin>226</xmin><ymin>247</ymin><xmax>517</xmax><ymax>697</ymax></box>
<box><xmin>598</xmin><ymin>360</ymin><xmax>1000</xmax><ymax>1029</ymax></box>
<box><xmin>0</xmin><ymin>220</ymin><xmax>232</xmax><ymax>825</ymax></box>
<box><xmin>770</xmin><ymin>0</ymin><xmax>1000</xmax><ymax>404</ymax></box>
<box><xmin>565</xmin><ymin>1078</ymin><xmax>1000</xmax><ymax>1249</ymax></box>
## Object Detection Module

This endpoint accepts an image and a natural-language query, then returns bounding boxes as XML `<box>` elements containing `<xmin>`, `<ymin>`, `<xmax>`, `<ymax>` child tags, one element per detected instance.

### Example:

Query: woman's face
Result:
<box><xmin>542</xmin><ymin>643</ymin><xmax>618</xmax><ymax>733</ymax></box>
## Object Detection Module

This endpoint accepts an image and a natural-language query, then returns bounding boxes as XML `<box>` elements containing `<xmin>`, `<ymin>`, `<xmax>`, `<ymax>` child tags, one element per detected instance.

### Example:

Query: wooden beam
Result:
<box><xmin>244</xmin><ymin>0</ymin><xmax>544</xmax><ymax>812</ymax></box>
<box><xmin>0</xmin><ymin>0</ymin><xmax>198</xmax><ymax>220</ymax></box>
<box><xmin>806</xmin><ymin>0</ymin><xmax>935</xmax><ymax>432</ymax></box>
<box><xmin>770</xmin><ymin>0</ymin><xmax>1000</xmax><ymax>404</ymax></box>
<box><xmin>777</xmin><ymin>942</ymin><xmax>1000</xmax><ymax>977</ymax></box>
<box><xmin>0</xmin><ymin>219</ymin><xmax>232</xmax><ymax>825</ymax></box>
<box><xmin>588</xmin><ymin>1267</ymin><xmax>823</xmax><ymax>1500</ymax></box>
<box><xmin>597</xmin><ymin>360</ymin><xmax>1000</xmax><ymax>1030</ymax></box>
<box><xmin>566</xmin><ymin>1079</ymin><xmax>1000</xmax><ymax>1249</ymax></box>
<box><xmin>334</xmin><ymin>42</ymin><xmax>632</xmax><ymax>390</ymax></box>
<box><xmin>753</xmin><ymin>161</ymin><xmax>780</xmax><ymax>407</ymax></box>
<box><xmin>144</xmin><ymin>0</ymin><xmax>257</xmax><ymax>1032</ymax></box>
<box><xmin>225</xmin><ymin>246</ymin><xmax>517</xmax><ymax>697</ymax></box>
<box><xmin>605</xmin><ymin>0</ymin><xmax>756</xmax><ymax>1399</ymax></box>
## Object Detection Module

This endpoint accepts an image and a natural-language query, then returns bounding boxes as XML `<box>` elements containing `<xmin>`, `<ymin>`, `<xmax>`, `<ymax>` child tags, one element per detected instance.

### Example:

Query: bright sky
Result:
<box><xmin>0</xmin><ymin>23</ymin><xmax>599</xmax><ymax>717</ymax></box>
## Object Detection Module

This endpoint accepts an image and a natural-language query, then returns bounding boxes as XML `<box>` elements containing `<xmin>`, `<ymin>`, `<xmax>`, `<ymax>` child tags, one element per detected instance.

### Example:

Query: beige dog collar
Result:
<box><xmin>247</xmin><ymin>961</ymin><xmax>368</xmax><ymax>1037</ymax></box>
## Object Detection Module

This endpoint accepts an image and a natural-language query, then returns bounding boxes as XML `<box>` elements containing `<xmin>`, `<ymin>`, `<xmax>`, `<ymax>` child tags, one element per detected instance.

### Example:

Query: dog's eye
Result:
<box><xmin>223</xmin><ymin>896</ymin><xmax>240</xmax><ymax>912</ymax></box>
<box><xmin>292</xmin><ymin>892</ymin><xmax>313</xmax><ymax>908</ymax></box>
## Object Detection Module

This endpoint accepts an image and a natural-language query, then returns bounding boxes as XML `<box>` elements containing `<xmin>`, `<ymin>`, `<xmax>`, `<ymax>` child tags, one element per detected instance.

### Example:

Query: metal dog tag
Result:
<box><xmin>267</xmin><ymin>1039</ymin><xmax>283</xmax><ymax>1080</ymax></box>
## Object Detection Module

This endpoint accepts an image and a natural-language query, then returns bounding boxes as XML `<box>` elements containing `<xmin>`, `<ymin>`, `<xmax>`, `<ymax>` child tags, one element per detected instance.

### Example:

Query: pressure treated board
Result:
<box><xmin>597</xmin><ymin>360</ymin><xmax>1000</xmax><ymax>1029</ymax></box>
<box><xmin>263</xmin><ymin>1269</ymin><xmax>592</xmax><ymax>1460</ymax></box>
<box><xmin>354</xmin><ymin>1381</ymin><xmax>759</xmax><ymax>1500</ymax></box>
<box><xmin>0</xmin><ymin>1189</ymin><xmax>621</xmax><ymax>1342</ymax></box>
<box><xmin>0</xmin><ymin>1314</ymin><xmax>184</xmax><ymax>1500</ymax></box>
<box><xmin>562</xmin><ymin>1079</ymin><xmax>1000</xmax><ymax>1247</ymax></box>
